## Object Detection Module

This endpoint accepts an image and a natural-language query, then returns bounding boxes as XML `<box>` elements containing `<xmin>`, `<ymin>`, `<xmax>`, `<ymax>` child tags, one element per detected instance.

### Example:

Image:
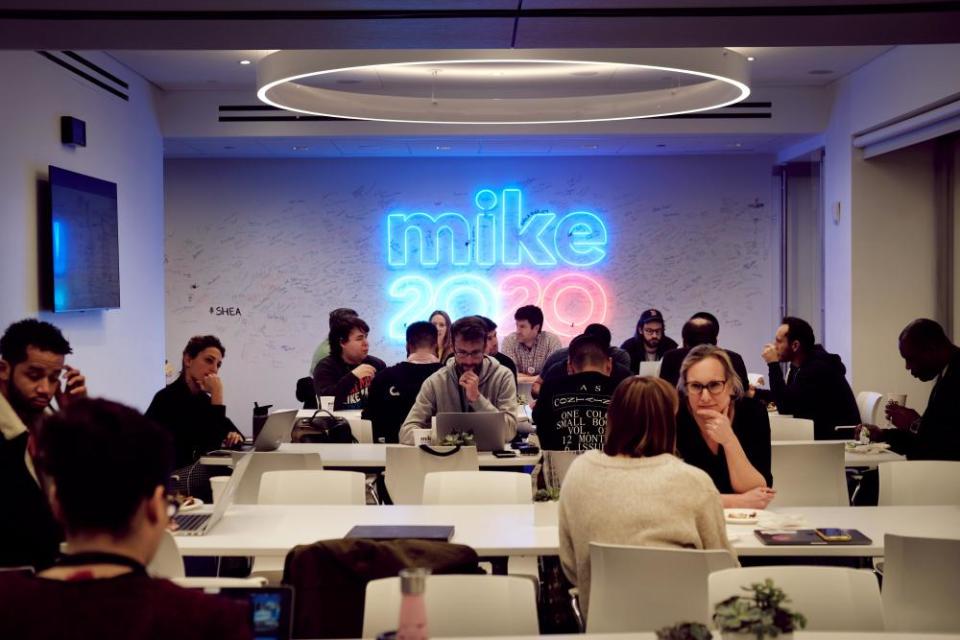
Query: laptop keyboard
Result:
<box><xmin>173</xmin><ymin>513</ymin><xmax>211</xmax><ymax>531</ymax></box>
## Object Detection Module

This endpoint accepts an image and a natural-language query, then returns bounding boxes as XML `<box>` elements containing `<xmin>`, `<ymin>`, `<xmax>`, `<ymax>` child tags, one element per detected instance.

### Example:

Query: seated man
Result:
<box><xmin>313</xmin><ymin>315</ymin><xmax>386</xmax><ymax>410</ymax></box>
<box><xmin>399</xmin><ymin>316</ymin><xmax>518</xmax><ymax>445</ymax></box>
<box><xmin>477</xmin><ymin>315</ymin><xmax>518</xmax><ymax>384</ymax></box>
<box><xmin>309</xmin><ymin>307</ymin><xmax>357</xmax><ymax>375</ymax></box>
<box><xmin>761</xmin><ymin>316</ymin><xmax>859</xmax><ymax>440</ymax></box>
<box><xmin>620</xmin><ymin>308</ymin><xmax>679</xmax><ymax>372</ymax></box>
<box><xmin>146</xmin><ymin>335</ymin><xmax>242</xmax><ymax>471</ymax></box>
<box><xmin>659</xmin><ymin>313</ymin><xmax>749</xmax><ymax>390</ymax></box>
<box><xmin>363</xmin><ymin>321</ymin><xmax>443</xmax><ymax>443</ymax></box>
<box><xmin>0</xmin><ymin>318</ymin><xmax>86</xmax><ymax>570</ymax></box>
<box><xmin>534</xmin><ymin>323</ymin><xmax>632</xmax><ymax>399</ymax></box>
<box><xmin>858</xmin><ymin>318</ymin><xmax>960</xmax><ymax>460</ymax></box>
<box><xmin>500</xmin><ymin>304</ymin><xmax>563</xmax><ymax>384</ymax></box>
<box><xmin>0</xmin><ymin>398</ymin><xmax>251</xmax><ymax>640</ymax></box>
<box><xmin>533</xmin><ymin>333</ymin><xmax>619</xmax><ymax>452</ymax></box>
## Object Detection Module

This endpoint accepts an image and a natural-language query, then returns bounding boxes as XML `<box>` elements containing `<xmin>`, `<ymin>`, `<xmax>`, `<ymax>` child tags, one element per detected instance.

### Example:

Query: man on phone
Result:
<box><xmin>399</xmin><ymin>316</ymin><xmax>518</xmax><ymax>445</ymax></box>
<box><xmin>0</xmin><ymin>318</ymin><xmax>87</xmax><ymax>569</ymax></box>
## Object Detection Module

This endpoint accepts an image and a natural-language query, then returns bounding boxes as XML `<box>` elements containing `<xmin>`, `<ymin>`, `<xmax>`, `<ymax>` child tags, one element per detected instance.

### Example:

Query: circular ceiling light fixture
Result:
<box><xmin>257</xmin><ymin>49</ymin><xmax>750</xmax><ymax>125</ymax></box>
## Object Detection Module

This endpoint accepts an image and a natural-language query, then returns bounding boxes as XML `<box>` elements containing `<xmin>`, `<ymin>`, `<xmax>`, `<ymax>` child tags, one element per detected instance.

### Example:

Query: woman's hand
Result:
<box><xmin>696</xmin><ymin>408</ymin><xmax>736</xmax><ymax>446</ymax></box>
<box><xmin>732</xmin><ymin>486</ymin><xmax>776</xmax><ymax>509</ymax></box>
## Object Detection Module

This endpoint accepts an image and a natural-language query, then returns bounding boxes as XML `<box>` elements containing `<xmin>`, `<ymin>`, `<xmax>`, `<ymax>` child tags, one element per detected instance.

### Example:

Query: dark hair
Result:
<box><xmin>406</xmin><ymin>321</ymin><xmax>438</xmax><ymax>351</ymax></box>
<box><xmin>430</xmin><ymin>309</ymin><xmax>454</xmax><ymax>357</ymax></box>
<box><xmin>183</xmin><ymin>335</ymin><xmax>225</xmax><ymax>360</ymax></box>
<box><xmin>568</xmin><ymin>334</ymin><xmax>610</xmax><ymax>370</ymax></box>
<box><xmin>781</xmin><ymin>316</ymin><xmax>815</xmax><ymax>353</ymax></box>
<box><xmin>328</xmin><ymin>308</ymin><xmax>357</xmax><ymax>330</ymax></box>
<box><xmin>450</xmin><ymin>316</ymin><xmax>488</xmax><ymax>344</ymax></box>
<box><xmin>476</xmin><ymin>316</ymin><xmax>498</xmax><ymax>332</ymax></box>
<box><xmin>0</xmin><ymin>319</ymin><xmax>72</xmax><ymax>366</ymax></box>
<box><xmin>635</xmin><ymin>309</ymin><xmax>665</xmax><ymax>332</ymax></box>
<box><xmin>34</xmin><ymin>398</ymin><xmax>173</xmax><ymax>537</ymax></box>
<box><xmin>899</xmin><ymin>318</ymin><xmax>951</xmax><ymax>349</ymax></box>
<box><xmin>514</xmin><ymin>305</ymin><xmax>544</xmax><ymax>330</ymax></box>
<box><xmin>602</xmin><ymin>377</ymin><xmax>678</xmax><ymax>458</ymax></box>
<box><xmin>329</xmin><ymin>316</ymin><xmax>370</xmax><ymax>359</ymax></box>
<box><xmin>583</xmin><ymin>323</ymin><xmax>612</xmax><ymax>350</ymax></box>
<box><xmin>690</xmin><ymin>311</ymin><xmax>719</xmax><ymax>328</ymax></box>
<box><xmin>681</xmin><ymin>318</ymin><xmax>719</xmax><ymax>348</ymax></box>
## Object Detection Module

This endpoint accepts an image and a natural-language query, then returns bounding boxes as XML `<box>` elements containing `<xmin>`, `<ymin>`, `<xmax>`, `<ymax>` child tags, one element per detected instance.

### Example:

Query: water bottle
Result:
<box><xmin>396</xmin><ymin>567</ymin><xmax>429</xmax><ymax>640</ymax></box>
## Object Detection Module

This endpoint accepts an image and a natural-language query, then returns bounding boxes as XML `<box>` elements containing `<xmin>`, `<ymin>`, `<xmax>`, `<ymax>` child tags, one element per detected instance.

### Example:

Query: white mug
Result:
<box><xmin>319</xmin><ymin>396</ymin><xmax>336</xmax><ymax>411</ymax></box>
<box><xmin>412</xmin><ymin>428</ymin><xmax>432</xmax><ymax>446</ymax></box>
<box><xmin>209</xmin><ymin>476</ymin><xmax>230</xmax><ymax>504</ymax></box>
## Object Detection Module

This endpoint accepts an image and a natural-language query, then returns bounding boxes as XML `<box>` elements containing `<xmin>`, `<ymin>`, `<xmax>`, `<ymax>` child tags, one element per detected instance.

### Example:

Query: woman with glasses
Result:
<box><xmin>676</xmin><ymin>344</ymin><xmax>775</xmax><ymax>509</ymax></box>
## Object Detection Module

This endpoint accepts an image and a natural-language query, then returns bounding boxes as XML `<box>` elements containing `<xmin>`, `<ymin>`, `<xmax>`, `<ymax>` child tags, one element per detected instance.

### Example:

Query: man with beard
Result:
<box><xmin>399</xmin><ymin>316</ymin><xmax>517</xmax><ymax>445</ymax></box>
<box><xmin>0</xmin><ymin>319</ymin><xmax>86</xmax><ymax>569</ymax></box>
<box><xmin>620</xmin><ymin>309</ymin><xmax>678</xmax><ymax>373</ymax></box>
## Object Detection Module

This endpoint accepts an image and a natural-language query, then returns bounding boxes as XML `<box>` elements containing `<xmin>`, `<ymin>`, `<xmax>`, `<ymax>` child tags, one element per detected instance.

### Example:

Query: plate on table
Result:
<box><xmin>845</xmin><ymin>442</ymin><xmax>891</xmax><ymax>454</ymax></box>
<box><xmin>724</xmin><ymin>509</ymin><xmax>768</xmax><ymax>524</ymax></box>
<box><xmin>179</xmin><ymin>497</ymin><xmax>204</xmax><ymax>512</ymax></box>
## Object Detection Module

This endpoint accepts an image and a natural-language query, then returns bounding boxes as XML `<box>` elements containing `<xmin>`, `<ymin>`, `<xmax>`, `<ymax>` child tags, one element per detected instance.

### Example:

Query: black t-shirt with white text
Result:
<box><xmin>532</xmin><ymin>371</ymin><xmax>618</xmax><ymax>451</ymax></box>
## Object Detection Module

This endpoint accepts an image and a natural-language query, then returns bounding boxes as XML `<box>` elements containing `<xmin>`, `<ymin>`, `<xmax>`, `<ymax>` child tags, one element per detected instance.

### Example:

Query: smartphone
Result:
<box><xmin>815</xmin><ymin>528</ymin><xmax>852</xmax><ymax>542</ymax></box>
<box><xmin>492</xmin><ymin>450</ymin><xmax>517</xmax><ymax>458</ymax></box>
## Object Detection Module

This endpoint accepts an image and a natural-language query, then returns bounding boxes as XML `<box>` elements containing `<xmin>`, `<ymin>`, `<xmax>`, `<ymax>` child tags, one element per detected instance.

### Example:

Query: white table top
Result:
<box><xmin>174</xmin><ymin>504</ymin><xmax>960</xmax><ymax>559</ymax></box>
<box><xmin>432</xmin><ymin>634</ymin><xmax>959</xmax><ymax>640</ymax></box>
<box><xmin>771</xmin><ymin>440</ymin><xmax>905</xmax><ymax>467</ymax></box>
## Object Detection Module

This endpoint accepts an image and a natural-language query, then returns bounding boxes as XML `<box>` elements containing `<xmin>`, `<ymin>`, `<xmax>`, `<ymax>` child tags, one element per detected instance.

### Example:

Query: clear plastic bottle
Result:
<box><xmin>396</xmin><ymin>567</ymin><xmax>430</xmax><ymax>640</ymax></box>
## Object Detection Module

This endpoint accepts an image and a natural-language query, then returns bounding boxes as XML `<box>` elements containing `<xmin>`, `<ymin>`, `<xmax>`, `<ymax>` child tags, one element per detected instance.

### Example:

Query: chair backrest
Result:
<box><xmin>878</xmin><ymin>461</ymin><xmax>960</xmax><ymax>506</ymax></box>
<box><xmin>709</xmin><ymin>566</ymin><xmax>884</xmax><ymax>631</ymax></box>
<box><xmin>770</xmin><ymin>442</ymin><xmax>848</xmax><ymax>506</ymax></box>
<box><xmin>540</xmin><ymin>449</ymin><xmax>586</xmax><ymax>493</ymax></box>
<box><xmin>856</xmin><ymin>391</ymin><xmax>884</xmax><ymax>425</ymax></box>
<box><xmin>768</xmin><ymin>415</ymin><xmax>815</xmax><ymax>441</ymax></box>
<box><xmin>362</xmin><ymin>574</ymin><xmax>538</xmax><ymax>638</ymax></box>
<box><xmin>422</xmin><ymin>471</ymin><xmax>532</xmax><ymax>504</ymax></box>
<box><xmin>384</xmin><ymin>445</ymin><xmax>479</xmax><ymax>504</ymax></box>
<box><xmin>233</xmin><ymin>452</ymin><xmax>324</xmax><ymax>504</ymax></box>
<box><xmin>257</xmin><ymin>469</ymin><xmax>367</xmax><ymax>505</ymax></box>
<box><xmin>147</xmin><ymin>530</ymin><xmax>185</xmax><ymax>578</ymax></box>
<box><xmin>172</xmin><ymin>576</ymin><xmax>269</xmax><ymax>588</ymax></box>
<box><xmin>586</xmin><ymin>543</ymin><xmax>737</xmax><ymax>632</ymax></box>
<box><xmin>345</xmin><ymin>417</ymin><xmax>374</xmax><ymax>444</ymax></box>
<box><xmin>883</xmin><ymin>533</ymin><xmax>960</xmax><ymax>632</ymax></box>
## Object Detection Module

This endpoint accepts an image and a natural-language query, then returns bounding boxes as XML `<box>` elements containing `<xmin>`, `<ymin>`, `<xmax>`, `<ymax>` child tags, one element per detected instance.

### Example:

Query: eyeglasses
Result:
<box><xmin>642</xmin><ymin>327</ymin><xmax>663</xmax><ymax>336</ymax></box>
<box><xmin>686</xmin><ymin>379</ymin><xmax>728</xmax><ymax>396</ymax></box>
<box><xmin>454</xmin><ymin>349</ymin><xmax>484</xmax><ymax>359</ymax></box>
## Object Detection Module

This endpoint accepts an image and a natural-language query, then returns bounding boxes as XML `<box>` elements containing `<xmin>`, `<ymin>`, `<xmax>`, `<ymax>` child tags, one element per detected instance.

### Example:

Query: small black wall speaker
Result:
<box><xmin>60</xmin><ymin>116</ymin><xmax>86</xmax><ymax>147</ymax></box>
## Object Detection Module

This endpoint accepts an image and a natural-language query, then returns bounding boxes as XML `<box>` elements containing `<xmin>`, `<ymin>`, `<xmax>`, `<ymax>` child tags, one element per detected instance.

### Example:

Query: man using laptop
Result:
<box><xmin>0</xmin><ymin>318</ymin><xmax>87</xmax><ymax>570</ymax></box>
<box><xmin>0</xmin><ymin>397</ymin><xmax>252</xmax><ymax>640</ymax></box>
<box><xmin>363</xmin><ymin>321</ymin><xmax>443</xmax><ymax>443</ymax></box>
<box><xmin>399</xmin><ymin>316</ymin><xmax>518</xmax><ymax>445</ymax></box>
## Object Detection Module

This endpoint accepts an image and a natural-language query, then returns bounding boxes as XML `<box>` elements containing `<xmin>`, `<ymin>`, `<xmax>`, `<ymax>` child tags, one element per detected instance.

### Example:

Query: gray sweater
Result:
<box><xmin>558</xmin><ymin>450</ymin><xmax>736</xmax><ymax>618</ymax></box>
<box><xmin>399</xmin><ymin>356</ymin><xmax>518</xmax><ymax>445</ymax></box>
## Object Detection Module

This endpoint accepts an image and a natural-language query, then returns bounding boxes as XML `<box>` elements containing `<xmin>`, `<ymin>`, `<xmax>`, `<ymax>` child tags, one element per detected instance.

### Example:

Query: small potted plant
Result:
<box><xmin>439</xmin><ymin>431</ymin><xmax>476</xmax><ymax>447</ymax></box>
<box><xmin>712</xmin><ymin>579</ymin><xmax>806</xmax><ymax>639</ymax></box>
<box><xmin>656</xmin><ymin>622</ymin><xmax>713</xmax><ymax>640</ymax></box>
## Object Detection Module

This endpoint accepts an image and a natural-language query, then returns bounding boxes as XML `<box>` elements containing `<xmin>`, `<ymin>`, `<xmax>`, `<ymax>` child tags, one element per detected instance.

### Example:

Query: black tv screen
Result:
<box><xmin>46</xmin><ymin>166</ymin><xmax>120</xmax><ymax>312</ymax></box>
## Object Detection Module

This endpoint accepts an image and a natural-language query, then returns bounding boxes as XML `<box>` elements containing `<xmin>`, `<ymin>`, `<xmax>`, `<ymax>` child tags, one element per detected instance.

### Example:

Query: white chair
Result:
<box><xmin>422</xmin><ymin>471</ymin><xmax>532</xmax><ymax>504</ymax></box>
<box><xmin>147</xmin><ymin>530</ymin><xmax>185</xmax><ymax>578</ymax></box>
<box><xmin>747</xmin><ymin>372</ymin><xmax>766</xmax><ymax>388</ymax></box>
<box><xmin>770</xmin><ymin>441</ymin><xmax>848</xmax><ymax>506</ymax></box>
<box><xmin>233</xmin><ymin>451</ymin><xmax>324</xmax><ymax>504</ymax></box>
<box><xmin>384</xmin><ymin>445</ymin><xmax>478</xmax><ymax>504</ymax></box>
<box><xmin>345</xmin><ymin>417</ymin><xmax>374</xmax><ymax>443</ymax></box>
<box><xmin>540</xmin><ymin>449</ymin><xmax>585</xmax><ymax>493</ymax></box>
<box><xmin>768</xmin><ymin>415</ymin><xmax>815</xmax><ymax>441</ymax></box>
<box><xmin>856</xmin><ymin>391</ymin><xmax>884</xmax><ymax>425</ymax></box>
<box><xmin>878</xmin><ymin>460</ymin><xmax>960</xmax><ymax>506</ymax></box>
<box><xmin>172</xmin><ymin>576</ymin><xmax>269</xmax><ymax>588</ymax></box>
<box><xmin>709</xmin><ymin>566</ymin><xmax>883</xmax><ymax>631</ymax></box>
<box><xmin>257</xmin><ymin>469</ymin><xmax>367</xmax><ymax>505</ymax></box>
<box><xmin>586</xmin><ymin>543</ymin><xmax>737</xmax><ymax>632</ymax></box>
<box><xmin>362</xmin><ymin>574</ymin><xmax>538</xmax><ymax>638</ymax></box>
<box><xmin>883</xmin><ymin>534</ymin><xmax>960</xmax><ymax>632</ymax></box>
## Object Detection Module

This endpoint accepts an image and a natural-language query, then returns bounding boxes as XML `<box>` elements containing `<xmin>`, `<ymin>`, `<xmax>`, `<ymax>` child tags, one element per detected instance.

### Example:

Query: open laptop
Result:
<box><xmin>251</xmin><ymin>409</ymin><xmax>299</xmax><ymax>452</ymax></box>
<box><xmin>435</xmin><ymin>411</ymin><xmax>509</xmax><ymax>452</ymax></box>
<box><xmin>173</xmin><ymin>453</ymin><xmax>252</xmax><ymax>536</ymax></box>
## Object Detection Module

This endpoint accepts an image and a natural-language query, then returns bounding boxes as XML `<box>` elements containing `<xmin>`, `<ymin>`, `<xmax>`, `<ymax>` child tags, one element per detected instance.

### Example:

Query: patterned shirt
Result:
<box><xmin>501</xmin><ymin>330</ymin><xmax>563</xmax><ymax>376</ymax></box>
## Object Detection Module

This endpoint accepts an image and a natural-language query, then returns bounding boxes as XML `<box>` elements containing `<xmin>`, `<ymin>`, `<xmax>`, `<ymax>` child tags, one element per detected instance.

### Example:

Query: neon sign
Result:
<box><xmin>386</xmin><ymin>188</ymin><xmax>612</xmax><ymax>340</ymax></box>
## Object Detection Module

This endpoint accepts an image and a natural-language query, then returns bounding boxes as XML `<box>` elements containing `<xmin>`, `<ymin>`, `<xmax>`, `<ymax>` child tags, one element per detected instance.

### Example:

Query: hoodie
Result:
<box><xmin>398</xmin><ymin>356</ymin><xmax>518</xmax><ymax>445</ymax></box>
<box><xmin>767</xmin><ymin>344</ymin><xmax>860</xmax><ymax>440</ymax></box>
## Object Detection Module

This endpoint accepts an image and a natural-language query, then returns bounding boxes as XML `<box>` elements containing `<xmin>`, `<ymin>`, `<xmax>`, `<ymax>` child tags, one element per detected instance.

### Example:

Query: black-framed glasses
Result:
<box><xmin>454</xmin><ymin>349</ymin><xmax>484</xmax><ymax>359</ymax></box>
<box><xmin>686</xmin><ymin>379</ymin><xmax>728</xmax><ymax>395</ymax></box>
<box><xmin>642</xmin><ymin>327</ymin><xmax>663</xmax><ymax>336</ymax></box>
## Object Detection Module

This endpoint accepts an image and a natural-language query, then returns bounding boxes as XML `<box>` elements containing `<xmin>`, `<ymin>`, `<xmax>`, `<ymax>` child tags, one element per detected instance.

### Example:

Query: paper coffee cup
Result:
<box><xmin>412</xmin><ymin>428</ymin><xmax>432</xmax><ymax>446</ymax></box>
<box><xmin>884</xmin><ymin>393</ymin><xmax>907</xmax><ymax>427</ymax></box>
<box><xmin>319</xmin><ymin>396</ymin><xmax>336</xmax><ymax>411</ymax></box>
<box><xmin>209</xmin><ymin>476</ymin><xmax>230</xmax><ymax>504</ymax></box>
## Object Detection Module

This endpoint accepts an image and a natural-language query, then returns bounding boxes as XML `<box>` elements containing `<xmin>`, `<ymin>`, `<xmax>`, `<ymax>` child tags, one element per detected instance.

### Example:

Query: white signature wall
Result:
<box><xmin>164</xmin><ymin>155</ymin><xmax>779</xmax><ymax>430</ymax></box>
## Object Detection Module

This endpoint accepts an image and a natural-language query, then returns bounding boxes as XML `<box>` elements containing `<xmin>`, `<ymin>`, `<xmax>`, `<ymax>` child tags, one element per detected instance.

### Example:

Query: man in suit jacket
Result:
<box><xmin>659</xmin><ymin>313</ymin><xmax>749</xmax><ymax>391</ymax></box>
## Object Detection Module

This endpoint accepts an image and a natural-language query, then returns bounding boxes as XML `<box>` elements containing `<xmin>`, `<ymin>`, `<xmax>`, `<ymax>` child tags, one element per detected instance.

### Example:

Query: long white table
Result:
<box><xmin>771</xmin><ymin>440</ymin><xmax>905</xmax><ymax>467</ymax></box>
<box><xmin>433</xmin><ymin>634</ymin><xmax>959</xmax><ymax>640</ymax></box>
<box><xmin>174</xmin><ymin>504</ymin><xmax>960</xmax><ymax>559</ymax></box>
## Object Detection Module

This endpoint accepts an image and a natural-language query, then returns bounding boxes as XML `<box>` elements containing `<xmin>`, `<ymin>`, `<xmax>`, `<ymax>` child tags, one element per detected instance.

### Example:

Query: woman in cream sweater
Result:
<box><xmin>558</xmin><ymin>376</ymin><xmax>736</xmax><ymax>619</ymax></box>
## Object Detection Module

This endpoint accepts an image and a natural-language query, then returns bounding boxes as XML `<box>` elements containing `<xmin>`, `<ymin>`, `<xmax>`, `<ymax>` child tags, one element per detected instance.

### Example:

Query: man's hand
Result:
<box><xmin>56</xmin><ymin>365</ymin><xmax>87</xmax><ymax>408</ymax></box>
<box><xmin>222</xmin><ymin>431</ymin><xmax>244</xmax><ymax>447</ymax></box>
<box><xmin>199</xmin><ymin>373</ymin><xmax>224</xmax><ymax>405</ymax></box>
<box><xmin>885</xmin><ymin>402</ymin><xmax>920</xmax><ymax>430</ymax></box>
<box><xmin>761</xmin><ymin>343</ymin><xmax>778</xmax><ymax>364</ymax></box>
<box><xmin>459</xmin><ymin>369</ymin><xmax>481</xmax><ymax>403</ymax></box>
<box><xmin>517</xmin><ymin>373</ymin><xmax>538</xmax><ymax>385</ymax></box>
<box><xmin>696</xmin><ymin>409</ymin><xmax>736</xmax><ymax>446</ymax></box>
<box><xmin>352</xmin><ymin>364</ymin><xmax>377</xmax><ymax>381</ymax></box>
<box><xmin>854</xmin><ymin>423</ymin><xmax>886</xmax><ymax>442</ymax></box>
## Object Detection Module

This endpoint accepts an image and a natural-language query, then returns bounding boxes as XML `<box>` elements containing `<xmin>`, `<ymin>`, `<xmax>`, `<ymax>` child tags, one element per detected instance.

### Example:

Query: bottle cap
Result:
<box><xmin>399</xmin><ymin>567</ymin><xmax>430</xmax><ymax>595</ymax></box>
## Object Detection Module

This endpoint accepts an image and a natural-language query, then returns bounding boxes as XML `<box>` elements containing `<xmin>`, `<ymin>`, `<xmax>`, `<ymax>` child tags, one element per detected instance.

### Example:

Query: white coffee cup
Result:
<box><xmin>883</xmin><ymin>393</ymin><xmax>907</xmax><ymax>426</ymax></box>
<box><xmin>319</xmin><ymin>396</ymin><xmax>336</xmax><ymax>412</ymax></box>
<box><xmin>412</xmin><ymin>428</ymin><xmax>432</xmax><ymax>446</ymax></box>
<box><xmin>209</xmin><ymin>476</ymin><xmax>230</xmax><ymax>504</ymax></box>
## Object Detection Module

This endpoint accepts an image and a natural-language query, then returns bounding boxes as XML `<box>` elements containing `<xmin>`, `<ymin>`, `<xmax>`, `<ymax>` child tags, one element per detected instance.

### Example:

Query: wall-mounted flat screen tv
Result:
<box><xmin>44</xmin><ymin>165</ymin><xmax>120</xmax><ymax>312</ymax></box>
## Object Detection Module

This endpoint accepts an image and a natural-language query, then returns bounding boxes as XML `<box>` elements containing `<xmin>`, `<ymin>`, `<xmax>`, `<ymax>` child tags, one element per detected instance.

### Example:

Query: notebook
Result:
<box><xmin>754</xmin><ymin>529</ymin><xmax>873</xmax><ymax>546</ymax></box>
<box><xmin>345</xmin><ymin>525</ymin><xmax>455</xmax><ymax>541</ymax></box>
<box><xmin>173</xmin><ymin>453</ymin><xmax>252</xmax><ymax>536</ymax></box>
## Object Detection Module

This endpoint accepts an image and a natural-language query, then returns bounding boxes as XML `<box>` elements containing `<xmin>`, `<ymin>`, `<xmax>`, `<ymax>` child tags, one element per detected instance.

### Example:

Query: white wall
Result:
<box><xmin>165</xmin><ymin>155</ymin><xmax>779</xmax><ymax>429</ymax></box>
<box><xmin>0</xmin><ymin>51</ymin><xmax>166</xmax><ymax>410</ymax></box>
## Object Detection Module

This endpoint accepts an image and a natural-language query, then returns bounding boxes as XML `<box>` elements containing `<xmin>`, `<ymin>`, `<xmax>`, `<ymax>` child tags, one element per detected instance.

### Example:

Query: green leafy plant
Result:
<box><xmin>656</xmin><ymin>621</ymin><xmax>713</xmax><ymax>640</ymax></box>
<box><xmin>533</xmin><ymin>488</ymin><xmax>561</xmax><ymax>502</ymax></box>
<box><xmin>439</xmin><ymin>430</ymin><xmax>476</xmax><ymax>446</ymax></box>
<box><xmin>712</xmin><ymin>579</ymin><xmax>807</xmax><ymax>638</ymax></box>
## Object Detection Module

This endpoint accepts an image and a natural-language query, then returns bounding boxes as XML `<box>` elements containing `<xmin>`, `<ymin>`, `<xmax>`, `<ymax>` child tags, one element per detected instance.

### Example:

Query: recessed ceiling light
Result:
<box><xmin>747</xmin><ymin>56</ymin><xmax>755</xmax><ymax>62</ymax></box>
<box><xmin>582</xmin><ymin>144</ymin><xmax>599</xmax><ymax>150</ymax></box>
<box><xmin>239</xmin><ymin>59</ymin><xmax>252</xmax><ymax>66</ymax></box>
<box><xmin>292</xmin><ymin>145</ymin><xmax>309</xmax><ymax>151</ymax></box>
<box><xmin>436</xmin><ymin>145</ymin><xmax>451</xmax><ymax>151</ymax></box>
<box><xmin>808</xmin><ymin>69</ymin><xmax>834</xmax><ymax>75</ymax></box>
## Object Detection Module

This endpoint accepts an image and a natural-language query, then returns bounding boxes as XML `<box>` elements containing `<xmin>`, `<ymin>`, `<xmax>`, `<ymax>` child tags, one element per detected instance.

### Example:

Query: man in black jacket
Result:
<box><xmin>312</xmin><ymin>315</ymin><xmax>386</xmax><ymax>410</ymax></box>
<box><xmin>620</xmin><ymin>308</ymin><xmax>678</xmax><ymax>373</ymax></box>
<box><xmin>858</xmin><ymin>318</ymin><xmax>960</xmax><ymax>460</ymax></box>
<box><xmin>761</xmin><ymin>317</ymin><xmax>859</xmax><ymax>440</ymax></box>
<box><xmin>659</xmin><ymin>313</ymin><xmax>749</xmax><ymax>391</ymax></box>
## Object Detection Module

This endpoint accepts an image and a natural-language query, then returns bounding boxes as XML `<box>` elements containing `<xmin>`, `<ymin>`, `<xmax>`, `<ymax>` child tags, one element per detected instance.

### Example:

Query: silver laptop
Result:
<box><xmin>252</xmin><ymin>409</ymin><xmax>299</xmax><ymax>452</ymax></box>
<box><xmin>435</xmin><ymin>412</ymin><xmax>509</xmax><ymax>452</ymax></box>
<box><xmin>173</xmin><ymin>453</ymin><xmax>252</xmax><ymax>536</ymax></box>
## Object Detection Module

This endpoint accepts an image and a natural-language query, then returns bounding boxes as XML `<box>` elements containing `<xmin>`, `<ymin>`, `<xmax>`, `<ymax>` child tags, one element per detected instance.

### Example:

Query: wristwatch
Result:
<box><xmin>908</xmin><ymin>418</ymin><xmax>922</xmax><ymax>434</ymax></box>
